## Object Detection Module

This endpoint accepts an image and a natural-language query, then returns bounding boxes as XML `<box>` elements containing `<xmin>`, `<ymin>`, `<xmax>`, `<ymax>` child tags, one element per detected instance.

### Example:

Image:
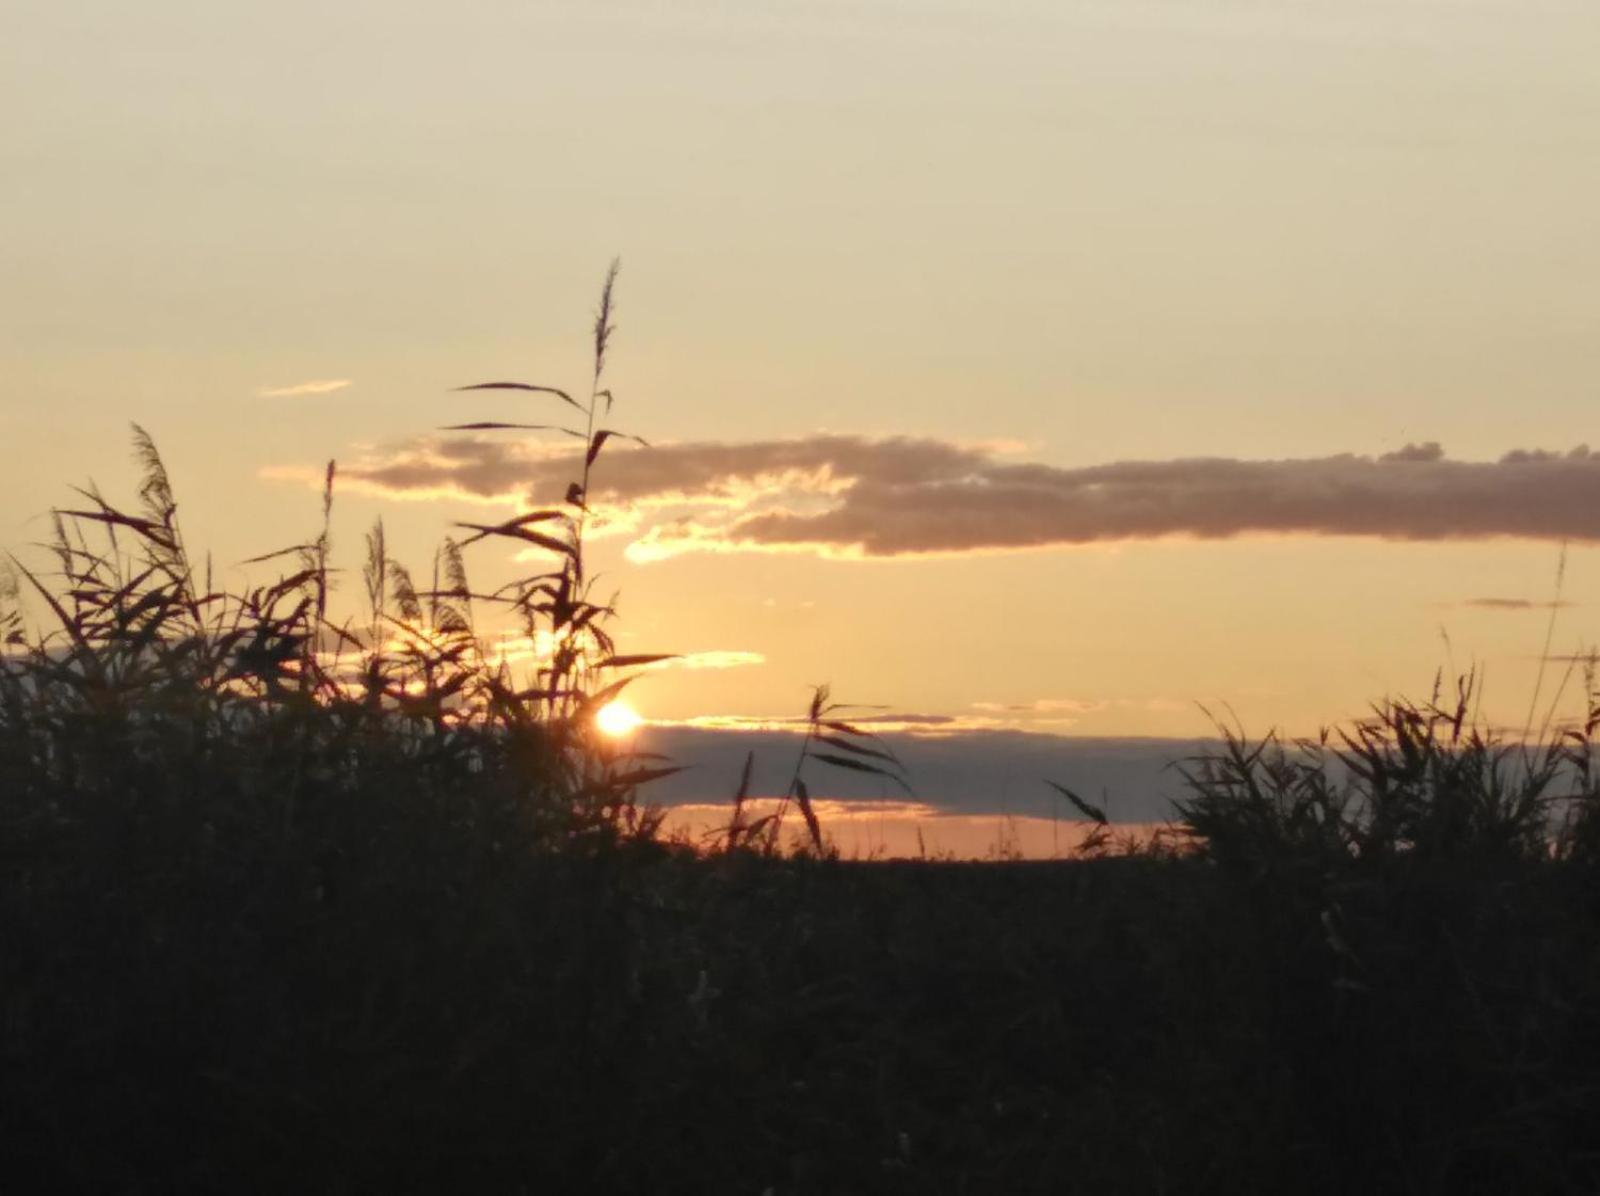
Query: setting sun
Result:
<box><xmin>594</xmin><ymin>700</ymin><xmax>643</xmax><ymax>738</ymax></box>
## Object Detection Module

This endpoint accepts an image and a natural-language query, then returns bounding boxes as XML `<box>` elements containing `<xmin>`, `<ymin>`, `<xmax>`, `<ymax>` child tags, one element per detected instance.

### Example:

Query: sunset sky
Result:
<box><xmin>6</xmin><ymin>1</ymin><xmax>1600</xmax><ymax>837</ymax></box>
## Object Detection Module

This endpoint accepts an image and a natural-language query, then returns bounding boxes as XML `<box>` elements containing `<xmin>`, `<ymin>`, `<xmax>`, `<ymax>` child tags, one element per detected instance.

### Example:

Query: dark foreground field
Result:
<box><xmin>6</xmin><ymin>357</ymin><xmax>1600</xmax><ymax>1191</ymax></box>
<box><xmin>8</xmin><ymin>813</ymin><xmax>1600</xmax><ymax>1195</ymax></box>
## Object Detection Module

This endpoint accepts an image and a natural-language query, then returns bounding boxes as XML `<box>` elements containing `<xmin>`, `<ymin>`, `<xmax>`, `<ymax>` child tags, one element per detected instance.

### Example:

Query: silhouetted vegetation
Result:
<box><xmin>6</xmin><ymin>273</ymin><xmax>1600</xmax><ymax>1193</ymax></box>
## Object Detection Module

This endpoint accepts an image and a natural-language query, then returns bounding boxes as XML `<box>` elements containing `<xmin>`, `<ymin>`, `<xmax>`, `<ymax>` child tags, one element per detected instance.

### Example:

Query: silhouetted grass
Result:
<box><xmin>6</xmin><ymin>272</ymin><xmax>1600</xmax><ymax>1193</ymax></box>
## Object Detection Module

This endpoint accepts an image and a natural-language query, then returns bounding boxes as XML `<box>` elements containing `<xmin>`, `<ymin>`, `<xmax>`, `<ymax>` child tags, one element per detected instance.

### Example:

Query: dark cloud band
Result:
<box><xmin>327</xmin><ymin>435</ymin><xmax>1600</xmax><ymax>558</ymax></box>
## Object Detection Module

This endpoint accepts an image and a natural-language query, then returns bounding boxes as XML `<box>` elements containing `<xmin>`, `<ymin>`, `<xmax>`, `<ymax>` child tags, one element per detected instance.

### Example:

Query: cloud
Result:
<box><xmin>1459</xmin><ymin>598</ymin><xmax>1574</xmax><ymax>611</ymax></box>
<box><xmin>648</xmin><ymin>650</ymin><xmax>766</xmax><ymax>672</ymax></box>
<box><xmin>258</xmin><ymin>379</ymin><xmax>353</xmax><ymax>398</ymax></box>
<box><xmin>655</xmin><ymin>711</ymin><xmax>992</xmax><ymax>735</ymax></box>
<box><xmin>308</xmin><ymin>434</ymin><xmax>1600</xmax><ymax>559</ymax></box>
<box><xmin>973</xmin><ymin>698</ymin><xmax>1110</xmax><ymax>715</ymax></box>
<box><xmin>970</xmin><ymin>697</ymin><xmax>1190</xmax><ymax>726</ymax></box>
<box><xmin>1379</xmin><ymin>441</ymin><xmax>1445</xmax><ymax>463</ymax></box>
<box><xmin>462</xmin><ymin>635</ymin><xmax>762</xmax><ymax>673</ymax></box>
<box><xmin>628</xmin><ymin>724</ymin><xmax>1216</xmax><ymax>821</ymax></box>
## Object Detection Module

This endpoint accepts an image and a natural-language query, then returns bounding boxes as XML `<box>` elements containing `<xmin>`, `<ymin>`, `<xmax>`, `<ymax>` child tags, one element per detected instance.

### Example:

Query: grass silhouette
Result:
<box><xmin>6</xmin><ymin>271</ymin><xmax>1600</xmax><ymax>1193</ymax></box>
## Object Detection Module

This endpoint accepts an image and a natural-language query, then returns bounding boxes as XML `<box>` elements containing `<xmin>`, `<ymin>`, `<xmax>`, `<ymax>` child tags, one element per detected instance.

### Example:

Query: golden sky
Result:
<box><xmin>5</xmin><ymin>0</ymin><xmax>1600</xmax><ymax>759</ymax></box>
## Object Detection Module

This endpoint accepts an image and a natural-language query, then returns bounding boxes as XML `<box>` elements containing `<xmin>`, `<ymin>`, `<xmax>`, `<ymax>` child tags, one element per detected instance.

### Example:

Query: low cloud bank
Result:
<box><xmin>630</xmin><ymin>725</ymin><xmax>1216</xmax><ymax>823</ymax></box>
<box><xmin>1460</xmin><ymin>597</ymin><xmax>1574</xmax><ymax>611</ymax></box>
<box><xmin>321</xmin><ymin>434</ymin><xmax>1600</xmax><ymax>559</ymax></box>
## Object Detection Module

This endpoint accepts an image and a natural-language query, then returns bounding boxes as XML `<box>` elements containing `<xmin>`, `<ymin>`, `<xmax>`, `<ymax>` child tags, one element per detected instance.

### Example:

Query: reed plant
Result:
<box><xmin>1175</xmin><ymin>669</ymin><xmax>1600</xmax><ymax>872</ymax></box>
<box><xmin>0</xmin><ymin>265</ymin><xmax>694</xmax><ymax>859</ymax></box>
<box><xmin>722</xmin><ymin>684</ymin><xmax>912</xmax><ymax>856</ymax></box>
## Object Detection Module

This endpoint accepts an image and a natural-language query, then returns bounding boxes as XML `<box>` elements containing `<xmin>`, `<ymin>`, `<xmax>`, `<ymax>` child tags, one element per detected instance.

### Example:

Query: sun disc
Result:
<box><xmin>595</xmin><ymin>700</ymin><xmax>643</xmax><ymax>738</ymax></box>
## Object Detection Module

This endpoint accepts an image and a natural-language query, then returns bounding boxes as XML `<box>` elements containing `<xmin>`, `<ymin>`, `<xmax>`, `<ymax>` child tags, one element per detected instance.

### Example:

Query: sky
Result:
<box><xmin>5</xmin><ymin>1</ymin><xmax>1600</xmax><ymax>843</ymax></box>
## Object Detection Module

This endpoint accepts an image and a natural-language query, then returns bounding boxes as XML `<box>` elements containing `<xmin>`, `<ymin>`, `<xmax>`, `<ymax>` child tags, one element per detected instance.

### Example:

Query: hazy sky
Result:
<box><xmin>6</xmin><ymin>0</ymin><xmax>1600</xmax><ymax>772</ymax></box>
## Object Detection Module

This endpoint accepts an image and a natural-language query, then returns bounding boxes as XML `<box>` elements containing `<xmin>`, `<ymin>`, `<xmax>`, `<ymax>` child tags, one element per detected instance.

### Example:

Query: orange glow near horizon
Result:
<box><xmin>660</xmin><ymin>802</ymin><xmax>1176</xmax><ymax>861</ymax></box>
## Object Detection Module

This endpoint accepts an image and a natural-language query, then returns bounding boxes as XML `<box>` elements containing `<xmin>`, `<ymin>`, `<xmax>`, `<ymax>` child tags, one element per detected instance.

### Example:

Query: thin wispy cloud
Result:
<box><xmin>292</xmin><ymin>435</ymin><xmax>1600</xmax><ymax>560</ymax></box>
<box><xmin>658</xmin><ymin>650</ymin><xmax>766</xmax><ymax>671</ymax></box>
<box><xmin>456</xmin><ymin>635</ymin><xmax>763</xmax><ymax>674</ymax></box>
<box><xmin>258</xmin><ymin>379</ymin><xmax>353</xmax><ymax>398</ymax></box>
<box><xmin>655</xmin><ymin>711</ymin><xmax>988</xmax><ymax>736</ymax></box>
<box><xmin>971</xmin><ymin>697</ymin><xmax>1190</xmax><ymax>723</ymax></box>
<box><xmin>973</xmin><ymin>699</ymin><xmax>1118</xmax><ymax>716</ymax></box>
<box><xmin>647</xmin><ymin>705</ymin><xmax>1183</xmax><ymax>736</ymax></box>
<box><xmin>1459</xmin><ymin>598</ymin><xmax>1575</xmax><ymax>611</ymax></box>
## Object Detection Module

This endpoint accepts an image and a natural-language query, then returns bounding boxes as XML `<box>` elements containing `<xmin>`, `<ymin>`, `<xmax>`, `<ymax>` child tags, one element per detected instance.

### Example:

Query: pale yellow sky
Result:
<box><xmin>4</xmin><ymin>0</ymin><xmax>1599</xmax><ymax>741</ymax></box>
